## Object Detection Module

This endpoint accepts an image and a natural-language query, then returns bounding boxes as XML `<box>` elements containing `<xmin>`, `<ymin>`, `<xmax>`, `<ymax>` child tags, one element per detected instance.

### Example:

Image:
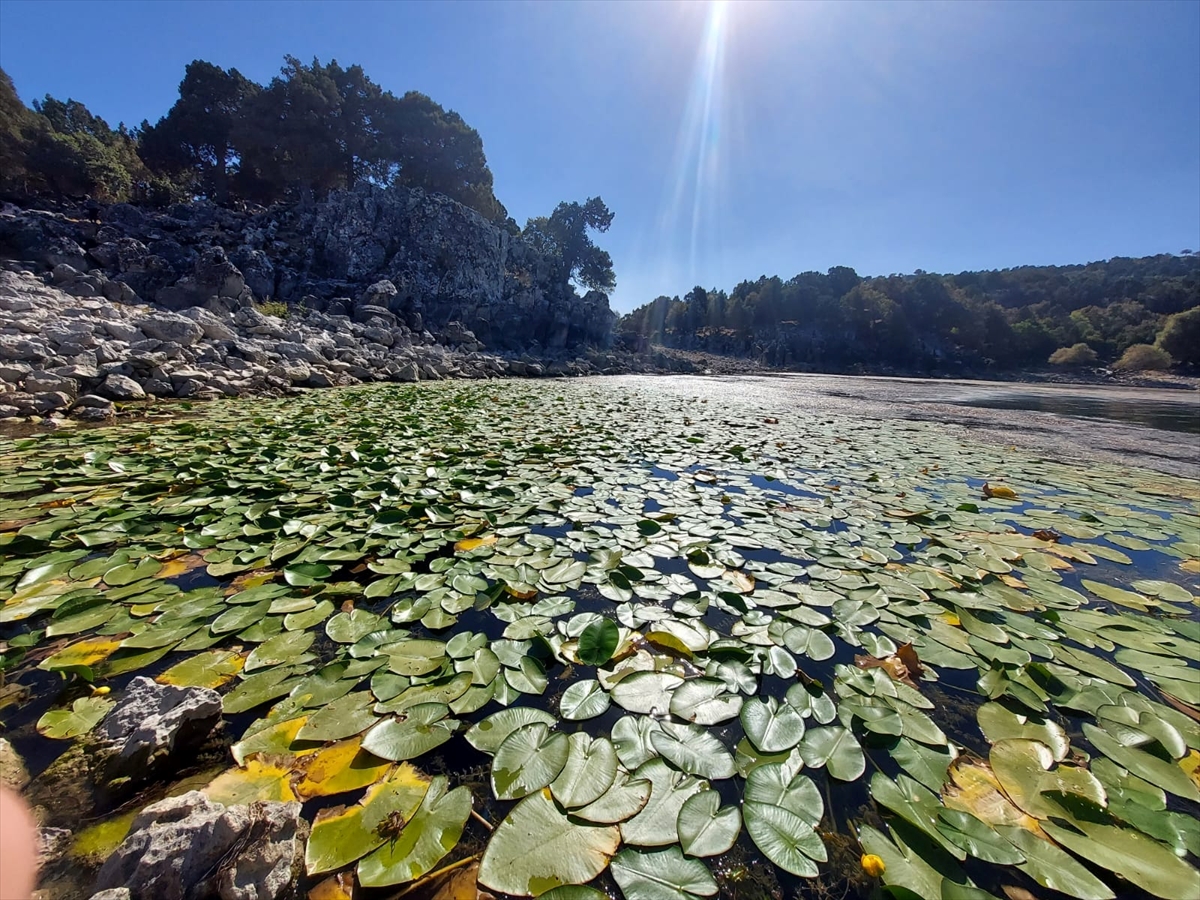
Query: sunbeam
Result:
<box><xmin>659</xmin><ymin>0</ymin><xmax>730</xmax><ymax>287</ymax></box>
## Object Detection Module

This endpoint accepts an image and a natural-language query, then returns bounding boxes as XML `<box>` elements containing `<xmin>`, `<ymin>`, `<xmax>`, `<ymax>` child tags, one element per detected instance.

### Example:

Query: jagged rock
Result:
<box><xmin>100</xmin><ymin>374</ymin><xmax>146</xmax><ymax>401</ymax></box>
<box><xmin>88</xmin><ymin>891</ymin><xmax>132</xmax><ymax>900</ymax></box>
<box><xmin>232</xmin><ymin>247</ymin><xmax>276</xmax><ymax>300</ymax></box>
<box><xmin>136</xmin><ymin>312</ymin><xmax>204</xmax><ymax>346</ymax></box>
<box><xmin>95</xmin><ymin>677</ymin><xmax>221</xmax><ymax>771</ymax></box>
<box><xmin>393</xmin><ymin>361</ymin><xmax>419</xmax><ymax>383</ymax></box>
<box><xmin>94</xmin><ymin>792</ymin><xmax>307</xmax><ymax>900</ymax></box>
<box><xmin>0</xmin><ymin>737</ymin><xmax>29</xmax><ymax>789</ymax></box>
<box><xmin>38</xmin><ymin>827</ymin><xmax>73</xmax><ymax>867</ymax></box>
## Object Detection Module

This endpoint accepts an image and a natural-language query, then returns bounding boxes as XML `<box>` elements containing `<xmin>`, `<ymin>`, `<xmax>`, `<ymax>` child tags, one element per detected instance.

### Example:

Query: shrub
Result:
<box><xmin>1156</xmin><ymin>307</ymin><xmax>1200</xmax><ymax>367</ymax></box>
<box><xmin>1114</xmin><ymin>343</ymin><xmax>1173</xmax><ymax>371</ymax></box>
<box><xmin>1048</xmin><ymin>343</ymin><xmax>1097</xmax><ymax>367</ymax></box>
<box><xmin>254</xmin><ymin>299</ymin><xmax>290</xmax><ymax>319</ymax></box>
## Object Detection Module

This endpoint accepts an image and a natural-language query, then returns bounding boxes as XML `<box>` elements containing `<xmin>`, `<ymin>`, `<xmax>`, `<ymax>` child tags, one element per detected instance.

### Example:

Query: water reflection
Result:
<box><xmin>947</xmin><ymin>391</ymin><xmax>1199</xmax><ymax>434</ymax></box>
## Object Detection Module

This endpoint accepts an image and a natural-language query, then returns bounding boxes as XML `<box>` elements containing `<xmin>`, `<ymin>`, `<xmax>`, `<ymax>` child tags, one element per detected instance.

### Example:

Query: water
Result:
<box><xmin>943</xmin><ymin>386</ymin><xmax>1200</xmax><ymax>433</ymax></box>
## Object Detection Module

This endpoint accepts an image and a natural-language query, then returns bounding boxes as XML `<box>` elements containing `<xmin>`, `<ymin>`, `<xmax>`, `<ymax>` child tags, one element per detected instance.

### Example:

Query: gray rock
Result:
<box><xmin>137</xmin><ymin>312</ymin><xmax>203</xmax><ymax>346</ymax></box>
<box><xmin>0</xmin><ymin>738</ymin><xmax>29</xmax><ymax>789</ymax></box>
<box><xmin>394</xmin><ymin>361</ymin><xmax>419</xmax><ymax>382</ymax></box>
<box><xmin>178</xmin><ymin>307</ymin><xmax>237</xmax><ymax>341</ymax></box>
<box><xmin>96</xmin><ymin>676</ymin><xmax>221</xmax><ymax>766</ymax></box>
<box><xmin>267</xmin><ymin>362</ymin><xmax>311</xmax><ymax>384</ymax></box>
<box><xmin>88</xmin><ymin>891</ymin><xmax>133</xmax><ymax>900</ymax></box>
<box><xmin>74</xmin><ymin>394</ymin><xmax>115</xmax><ymax>409</ymax></box>
<box><xmin>38</xmin><ymin>827</ymin><xmax>73</xmax><ymax>866</ymax></box>
<box><xmin>102</xmin><ymin>320</ymin><xmax>144</xmax><ymax>342</ymax></box>
<box><xmin>100</xmin><ymin>374</ymin><xmax>146</xmax><ymax>401</ymax></box>
<box><xmin>52</xmin><ymin>263</ymin><xmax>82</xmax><ymax>284</ymax></box>
<box><xmin>0</xmin><ymin>362</ymin><xmax>32</xmax><ymax>382</ymax></box>
<box><xmin>143</xmin><ymin>378</ymin><xmax>174</xmax><ymax>397</ymax></box>
<box><xmin>23</xmin><ymin>370</ymin><xmax>78</xmax><ymax>397</ymax></box>
<box><xmin>94</xmin><ymin>792</ymin><xmax>306</xmax><ymax>900</ymax></box>
<box><xmin>32</xmin><ymin>390</ymin><xmax>73</xmax><ymax>412</ymax></box>
<box><xmin>306</xmin><ymin>371</ymin><xmax>334</xmax><ymax>388</ymax></box>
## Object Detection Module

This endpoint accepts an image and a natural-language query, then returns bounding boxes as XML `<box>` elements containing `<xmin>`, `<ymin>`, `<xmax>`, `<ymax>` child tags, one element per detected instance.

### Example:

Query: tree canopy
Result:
<box><xmin>0</xmin><ymin>56</ymin><xmax>510</xmax><ymax>222</ymax></box>
<box><xmin>522</xmin><ymin>197</ymin><xmax>616</xmax><ymax>293</ymax></box>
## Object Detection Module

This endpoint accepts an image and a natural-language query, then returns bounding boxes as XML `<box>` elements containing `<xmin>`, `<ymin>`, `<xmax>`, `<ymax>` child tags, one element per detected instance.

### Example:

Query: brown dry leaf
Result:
<box><xmin>721</xmin><ymin>570</ymin><xmax>755</xmax><ymax>593</ymax></box>
<box><xmin>1031</xmin><ymin>529</ymin><xmax>1060</xmax><ymax>543</ymax></box>
<box><xmin>1161</xmin><ymin>691</ymin><xmax>1200</xmax><ymax>724</ymax></box>
<box><xmin>999</xmin><ymin>574</ymin><xmax>1027</xmax><ymax>589</ymax></box>
<box><xmin>503</xmin><ymin>585</ymin><xmax>538</xmax><ymax>600</ymax></box>
<box><xmin>1180</xmin><ymin>559</ymin><xmax>1200</xmax><ymax>575</ymax></box>
<box><xmin>455</xmin><ymin>534</ymin><xmax>497</xmax><ymax>553</ymax></box>
<box><xmin>942</xmin><ymin>756</ymin><xmax>1043</xmax><ymax>836</ymax></box>
<box><xmin>228</xmin><ymin>569</ymin><xmax>277</xmax><ymax>592</ymax></box>
<box><xmin>894</xmin><ymin>643</ymin><xmax>925</xmax><ymax>682</ymax></box>
<box><xmin>1002</xmin><ymin>886</ymin><xmax>1040</xmax><ymax>900</ymax></box>
<box><xmin>982</xmin><ymin>482</ymin><xmax>1018</xmax><ymax>500</ymax></box>
<box><xmin>0</xmin><ymin>517</ymin><xmax>40</xmax><ymax>531</ymax></box>
<box><xmin>854</xmin><ymin>654</ymin><xmax>916</xmax><ymax>689</ymax></box>
<box><xmin>309</xmin><ymin>872</ymin><xmax>355</xmax><ymax>900</ymax></box>
<box><xmin>424</xmin><ymin>860</ymin><xmax>484</xmax><ymax>900</ymax></box>
<box><xmin>157</xmin><ymin>553</ymin><xmax>208</xmax><ymax>579</ymax></box>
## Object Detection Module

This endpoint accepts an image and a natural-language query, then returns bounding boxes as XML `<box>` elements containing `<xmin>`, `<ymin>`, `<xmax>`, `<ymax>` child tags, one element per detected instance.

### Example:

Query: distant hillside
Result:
<box><xmin>618</xmin><ymin>255</ymin><xmax>1200</xmax><ymax>372</ymax></box>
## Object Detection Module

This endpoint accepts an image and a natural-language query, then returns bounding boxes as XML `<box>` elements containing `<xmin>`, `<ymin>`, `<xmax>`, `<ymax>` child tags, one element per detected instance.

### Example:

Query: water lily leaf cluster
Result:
<box><xmin>1</xmin><ymin>380</ymin><xmax>1198</xmax><ymax>899</ymax></box>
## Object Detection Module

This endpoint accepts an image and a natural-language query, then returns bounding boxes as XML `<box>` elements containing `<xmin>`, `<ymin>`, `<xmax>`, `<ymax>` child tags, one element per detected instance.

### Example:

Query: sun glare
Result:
<box><xmin>657</xmin><ymin>0</ymin><xmax>730</xmax><ymax>286</ymax></box>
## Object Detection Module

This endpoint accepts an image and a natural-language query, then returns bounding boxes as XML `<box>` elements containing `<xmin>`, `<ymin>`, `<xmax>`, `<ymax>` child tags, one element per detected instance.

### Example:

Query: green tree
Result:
<box><xmin>523</xmin><ymin>197</ymin><xmax>615</xmax><ymax>293</ymax></box>
<box><xmin>0</xmin><ymin>67</ymin><xmax>39</xmax><ymax>195</ymax></box>
<box><xmin>139</xmin><ymin>61</ymin><xmax>257</xmax><ymax>203</ymax></box>
<box><xmin>1156</xmin><ymin>307</ymin><xmax>1200</xmax><ymax>367</ymax></box>
<box><xmin>383</xmin><ymin>91</ymin><xmax>506</xmax><ymax>220</ymax></box>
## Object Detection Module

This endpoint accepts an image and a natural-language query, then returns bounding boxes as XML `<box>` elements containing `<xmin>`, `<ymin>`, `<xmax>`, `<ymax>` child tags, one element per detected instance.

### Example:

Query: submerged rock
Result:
<box><xmin>95</xmin><ymin>677</ymin><xmax>221</xmax><ymax>772</ymax></box>
<box><xmin>94</xmin><ymin>792</ymin><xmax>306</xmax><ymax>900</ymax></box>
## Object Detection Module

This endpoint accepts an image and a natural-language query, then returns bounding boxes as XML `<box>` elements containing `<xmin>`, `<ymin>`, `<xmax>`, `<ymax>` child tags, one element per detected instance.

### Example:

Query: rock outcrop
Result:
<box><xmin>0</xmin><ymin>185</ymin><xmax>616</xmax><ymax>352</ymax></box>
<box><xmin>94</xmin><ymin>792</ymin><xmax>307</xmax><ymax>900</ymax></box>
<box><xmin>95</xmin><ymin>677</ymin><xmax>222</xmax><ymax>772</ymax></box>
<box><xmin>0</xmin><ymin>264</ymin><xmax>662</xmax><ymax>420</ymax></box>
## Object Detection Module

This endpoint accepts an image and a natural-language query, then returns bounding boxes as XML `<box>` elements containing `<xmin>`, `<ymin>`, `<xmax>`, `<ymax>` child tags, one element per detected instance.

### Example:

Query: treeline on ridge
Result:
<box><xmin>619</xmin><ymin>257</ymin><xmax>1200</xmax><ymax>371</ymax></box>
<box><xmin>0</xmin><ymin>57</ymin><xmax>510</xmax><ymax>225</ymax></box>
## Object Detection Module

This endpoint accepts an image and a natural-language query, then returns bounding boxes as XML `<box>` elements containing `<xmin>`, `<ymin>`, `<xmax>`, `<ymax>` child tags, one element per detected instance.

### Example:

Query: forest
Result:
<box><xmin>618</xmin><ymin>257</ymin><xmax>1200</xmax><ymax>371</ymax></box>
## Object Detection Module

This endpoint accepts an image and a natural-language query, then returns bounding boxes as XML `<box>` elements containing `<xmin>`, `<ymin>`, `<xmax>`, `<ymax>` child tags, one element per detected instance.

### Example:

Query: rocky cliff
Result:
<box><xmin>0</xmin><ymin>184</ymin><xmax>616</xmax><ymax>351</ymax></box>
<box><xmin>0</xmin><ymin>186</ymin><xmax>647</xmax><ymax>422</ymax></box>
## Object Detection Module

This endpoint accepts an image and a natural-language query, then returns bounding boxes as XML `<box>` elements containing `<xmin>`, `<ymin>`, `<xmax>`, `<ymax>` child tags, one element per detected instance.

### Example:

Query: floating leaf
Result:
<box><xmin>620</xmin><ymin>758</ymin><xmax>706</xmax><ymax>847</ymax></box>
<box><xmin>550</xmin><ymin>733</ymin><xmax>618</xmax><ymax>808</ymax></box>
<box><xmin>577</xmin><ymin>617</ymin><xmax>620</xmax><ymax>666</ymax></box>
<box><xmin>560</xmin><ymin>679</ymin><xmax>611</xmax><ymax>720</ymax></box>
<box><xmin>610</xmin><ymin>846</ymin><xmax>718</xmax><ymax>900</ymax></box>
<box><xmin>744</xmin><ymin>801</ymin><xmax>827</xmax><ymax>877</ymax></box>
<box><xmin>156</xmin><ymin>649</ymin><xmax>246</xmax><ymax>689</ymax></box>
<box><xmin>478</xmin><ymin>789</ymin><xmax>621</xmax><ymax>897</ymax></box>
<box><xmin>492</xmin><ymin>722</ymin><xmax>570</xmax><ymax>800</ymax></box>
<box><xmin>36</xmin><ymin>696</ymin><xmax>113</xmax><ymax>739</ymax></box>
<box><xmin>650</xmin><ymin>720</ymin><xmax>735</xmax><ymax>780</ymax></box>
<box><xmin>357</xmin><ymin>775</ymin><xmax>472</xmax><ymax>887</ymax></box>
<box><xmin>741</xmin><ymin>697</ymin><xmax>806</xmax><ymax>754</ymax></box>
<box><xmin>676</xmin><ymin>789</ymin><xmax>741</xmax><ymax>858</ymax></box>
<box><xmin>465</xmin><ymin>707</ymin><xmax>556</xmax><ymax>754</ymax></box>
<box><xmin>798</xmin><ymin>726</ymin><xmax>865</xmax><ymax>781</ymax></box>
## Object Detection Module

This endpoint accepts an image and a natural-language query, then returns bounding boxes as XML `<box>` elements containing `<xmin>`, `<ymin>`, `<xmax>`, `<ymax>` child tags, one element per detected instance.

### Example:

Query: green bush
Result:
<box><xmin>1156</xmin><ymin>308</ymin><xmax>1200</xmax><ymax>367</ymax></box>
<box><xmin>1114</xmin><ymin>343</ymin><xmax>1172</xmax><ymax>371</ymax></box>
<box><xmin>253</xmin><ymin>299</ymin><xmax>290</xmax><ymax>319</ymax></box>
<box><xmin>1047</xmin><ymin>343</ymin><xmax>1097</xmax><ymax>367</ymax></box>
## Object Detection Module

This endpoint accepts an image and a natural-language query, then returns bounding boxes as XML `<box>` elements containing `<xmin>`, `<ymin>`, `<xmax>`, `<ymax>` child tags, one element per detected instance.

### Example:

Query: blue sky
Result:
<box><xmin>1</xmin><ymin>0</ymin><xmax>1197</xmax><ymax>311</ymax></box>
